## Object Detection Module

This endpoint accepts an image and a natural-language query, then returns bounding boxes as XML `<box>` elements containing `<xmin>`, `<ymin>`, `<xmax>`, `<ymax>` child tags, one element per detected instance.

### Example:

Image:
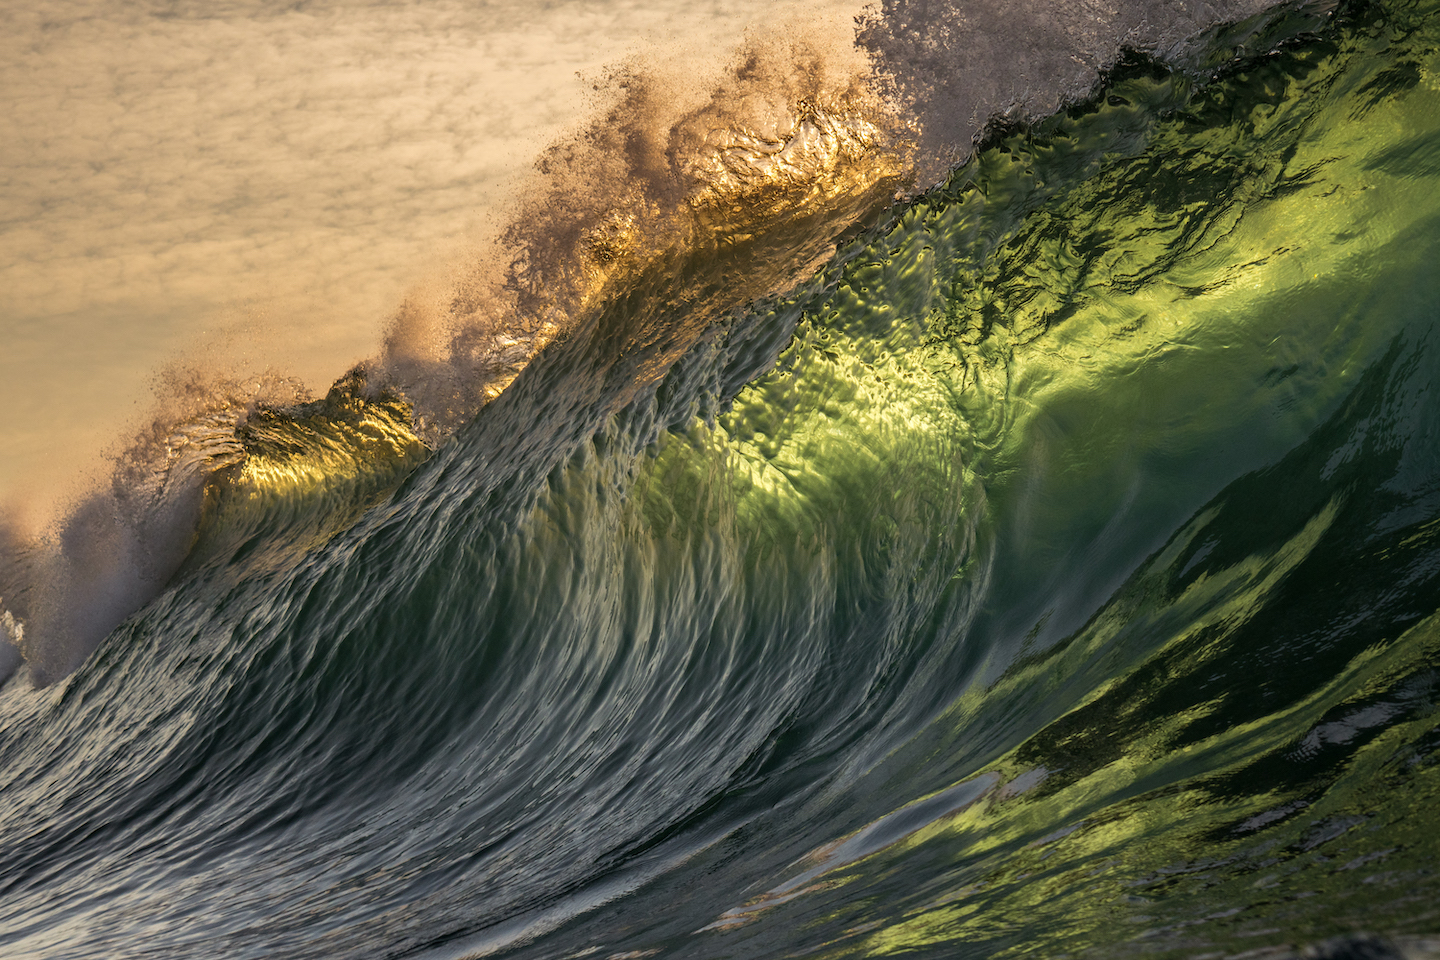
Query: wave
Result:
<box><xmin>0</xmin><ymin>0</ymin><xmax>1311</xmax><ymax>689</ymax></box>
<box><xmin>0</xmin><ymin>22</ymin><xmax>904</xmax><ymax>687</ymax></box>
<box><xmin>4</xmin><ymin>0</ymin><xmax>1440</xmax><ymax>957</ymax></box>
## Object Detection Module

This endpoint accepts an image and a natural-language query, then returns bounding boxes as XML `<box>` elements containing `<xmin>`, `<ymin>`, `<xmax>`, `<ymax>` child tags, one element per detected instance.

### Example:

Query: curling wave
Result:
<box><xmin>5</xmin><ymin>1</ymin><xmax>1440</xmax><ymax>959</ymax></box>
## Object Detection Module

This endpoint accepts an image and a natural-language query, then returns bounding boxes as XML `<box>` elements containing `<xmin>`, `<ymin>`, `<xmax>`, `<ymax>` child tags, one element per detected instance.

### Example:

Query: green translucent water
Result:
<box><xmin>604</xmin><ymin>1</ymin><xmax>1440</xmax><ymax>953</ymax></box>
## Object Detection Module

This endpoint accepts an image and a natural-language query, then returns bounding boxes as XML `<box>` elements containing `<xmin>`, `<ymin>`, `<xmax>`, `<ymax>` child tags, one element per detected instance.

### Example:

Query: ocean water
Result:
<box><xmin>4</xmin><ymin>0</ymin><xmax>1440</xmax><ymax>957</ymax></box>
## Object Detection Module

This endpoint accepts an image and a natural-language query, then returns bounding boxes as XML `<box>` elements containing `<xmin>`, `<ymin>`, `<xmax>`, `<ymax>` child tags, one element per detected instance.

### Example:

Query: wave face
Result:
<box><xmin>5</xmin><ymin>0</ymin><xmax>1440</xmax><ymax>957</ymax></box>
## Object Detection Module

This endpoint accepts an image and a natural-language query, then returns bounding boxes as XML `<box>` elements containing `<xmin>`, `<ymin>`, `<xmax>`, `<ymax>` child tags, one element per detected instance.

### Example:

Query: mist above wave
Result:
<box><xmin>858</xmin><ymin>0</ymin><xmax>1288</xmax><ymax>184</ymax></box>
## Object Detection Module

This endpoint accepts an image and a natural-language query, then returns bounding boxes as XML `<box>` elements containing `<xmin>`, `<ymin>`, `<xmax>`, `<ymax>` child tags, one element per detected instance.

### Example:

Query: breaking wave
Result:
<box><xmin>4</xmin><ymin>1</ymin><xmax>1440</xmax><ymax>958</ymax></box>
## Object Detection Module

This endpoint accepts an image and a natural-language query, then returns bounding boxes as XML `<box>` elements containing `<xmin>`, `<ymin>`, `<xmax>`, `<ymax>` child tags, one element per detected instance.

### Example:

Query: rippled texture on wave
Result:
<box><xmin>4</xmin><ymin>0</ymin><xmax>1440</xmax><ymax>958</ymax></box>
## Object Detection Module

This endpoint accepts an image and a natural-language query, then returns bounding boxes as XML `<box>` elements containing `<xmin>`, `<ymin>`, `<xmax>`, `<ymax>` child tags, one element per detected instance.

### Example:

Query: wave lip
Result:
<box><xmin>0</xmin><ymin>375</ymin><xmax>287</xmax><ymax>687</ymax></box>
<box><xmin>857</xmin><ymin>0</ymin><xmax>1289</xmax><ymax>184</ymax></box>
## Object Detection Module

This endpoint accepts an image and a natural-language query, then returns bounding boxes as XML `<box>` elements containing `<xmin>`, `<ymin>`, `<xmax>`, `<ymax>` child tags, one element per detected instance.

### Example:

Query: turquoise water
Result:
<box><xmin>4</xmin><ymin>1</ymin><xmax>1440</xmax><ymax>957</ymax></box>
